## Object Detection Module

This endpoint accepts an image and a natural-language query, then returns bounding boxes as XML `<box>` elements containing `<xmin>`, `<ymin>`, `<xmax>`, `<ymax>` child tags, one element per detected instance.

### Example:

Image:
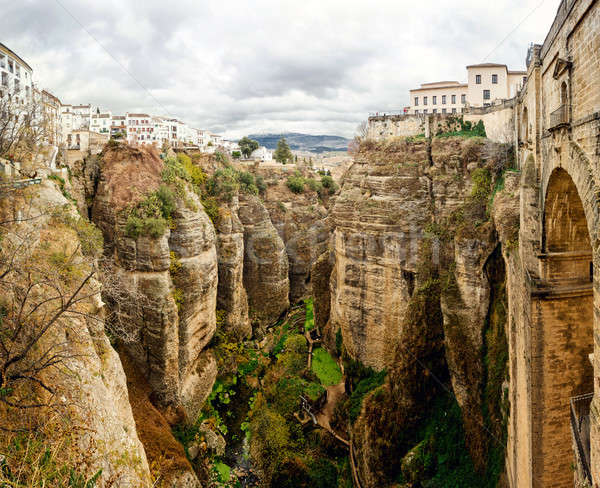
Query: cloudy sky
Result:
<box><xmin>4</xmin><ymin>0</ymin><xmax>558</xmax><ymax>138</ymax></box>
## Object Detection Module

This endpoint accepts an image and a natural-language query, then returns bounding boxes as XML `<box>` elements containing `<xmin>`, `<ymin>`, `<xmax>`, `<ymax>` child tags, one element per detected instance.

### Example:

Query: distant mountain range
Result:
<box><xmin>247</xmin><ymin>133</ymin><xmax>350</xmax><ymax>153</ymax></box>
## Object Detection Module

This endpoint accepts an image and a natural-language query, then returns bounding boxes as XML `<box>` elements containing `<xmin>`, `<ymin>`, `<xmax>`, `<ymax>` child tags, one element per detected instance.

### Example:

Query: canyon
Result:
<box><xmin>0</xmin><ymin>0</ymin><xmax>598</xmax><ymax>487</ymax></box>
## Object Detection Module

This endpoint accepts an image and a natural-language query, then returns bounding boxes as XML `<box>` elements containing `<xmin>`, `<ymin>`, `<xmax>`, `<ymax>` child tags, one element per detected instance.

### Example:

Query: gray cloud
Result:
<box><xmin>3</xmin><ymin>0</ymin><xmax>559</xmax><ymax>138</ymax></box>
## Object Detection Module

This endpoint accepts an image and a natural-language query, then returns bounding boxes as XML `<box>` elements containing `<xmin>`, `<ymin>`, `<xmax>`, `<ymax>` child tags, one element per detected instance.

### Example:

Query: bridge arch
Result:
<box><xmin>533</xmin><ymin>151</ymin><xmax>599</xmax><ymax>486</ymax></box>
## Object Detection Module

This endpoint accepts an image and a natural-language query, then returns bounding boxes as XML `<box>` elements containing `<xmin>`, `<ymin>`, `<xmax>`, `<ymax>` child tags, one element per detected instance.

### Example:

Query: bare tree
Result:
<box><xmin>0</xmin><ymin>91</ymin><xmax>49</xmax><ymax>170</ymax></box>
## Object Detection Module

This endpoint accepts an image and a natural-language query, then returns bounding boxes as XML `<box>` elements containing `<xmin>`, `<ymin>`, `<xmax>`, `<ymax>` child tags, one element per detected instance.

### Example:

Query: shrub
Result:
<box><xmin>177</xmin><ymin>152</ymin><xmax>206</xmax><ymax>187</ymax></box>
<box><xmin>207</xmin><ymin>167</ymin><xmax>239</xmax><ymax>201</ymax></box>
<box><xmin>305</xmin><ymin>178</ymin><xmax>323</xmax><ymax>195</ymax></box>
<box><xmin>232</xmin><ymin>150</ymin><xmax>241</xmax><ymax>159</ymax></box>
<box><xmin>214</xmin><ymin>151</ymin><xmax>228</xmax><ymax>164</ymax></box>
<box><xmin>321</xmin><ymin>175</ymin><xmax>338</xmax><ymax>194</ymax></box>
<box><xmin>308</xmin><ymin>458</ymin><xmax>338</xmax><ymax>488</ymax></box>
<box><xmin>124</xmin><ymin>185</ymin><xmax>175</xmax><ymax>239</ymax></box>
<box><xmin>238</xmin><ymin>171</ymin><xmax>259</xmax><ymax>195</ymax></box>
<box><xmin>287</xmin><ymin>172</ymin><xmax>305</xmax><ymax>194</ymax></box>
<box><xmin>255</xmin><ymin>174</ymin><xmax>267</xmax><ymax>193</ymax></box>
<box><xmin>470</xmin><ymin>168</ymin><xmax>492</xmax><ymax>202</ymax></box>
<box><xmin>201</xmin><ymin>196</ymin><xmax>220</xmax><ymax>224</ymax></box>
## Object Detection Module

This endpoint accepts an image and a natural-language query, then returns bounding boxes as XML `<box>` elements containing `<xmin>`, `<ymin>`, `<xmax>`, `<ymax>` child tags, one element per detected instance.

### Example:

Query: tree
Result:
<box><xmin>232</xmin><ymin>150</ymin><xmax>241</xmax><ymax>159</ymax></box>
<box><xmin>0</xmin><ymin>203</ymin><xmax>103</xmax><ymax>416</ymax></box>
<box><xmin>238</xmin><ymin>136</ymin><xmax>259</xmax><ymax>159</ymax></box>
<box><xmin>0</xmin><ymin>92</ymin><xmax>48</xmax><ymax>166</ymax></box>
<box><xmin>274</xmin><ymin>137</ymin><xmax>293</xmax><ymax>164</ymax></box>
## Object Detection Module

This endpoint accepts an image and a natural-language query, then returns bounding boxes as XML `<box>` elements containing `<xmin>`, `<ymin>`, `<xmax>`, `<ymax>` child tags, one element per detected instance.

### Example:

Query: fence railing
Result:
<box><xmin>549</xmin><ymin>104</ymin><xmax>569</xmax><ymax>129</ymax></box>
<box><xmin>570</xmin><ymin>392</ymin><xmax>593</xmax><ymax>485</ymax></box>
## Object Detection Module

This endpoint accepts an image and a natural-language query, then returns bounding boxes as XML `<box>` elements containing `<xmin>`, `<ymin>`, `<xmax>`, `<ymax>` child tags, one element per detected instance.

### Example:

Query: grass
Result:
<box><xmin>214</xmin><ymin>461</ymin><xmax>230</xmax><ymax>483</ymax></box>
<box><xmin>305</xmin><ymin>297</ymin><xmax>315</xmax><ymax>331</ymax></box>
<box><xmin>311</xmin><ymin>347</ymin><xmax>342</xmax><ymax>386</ymax></box>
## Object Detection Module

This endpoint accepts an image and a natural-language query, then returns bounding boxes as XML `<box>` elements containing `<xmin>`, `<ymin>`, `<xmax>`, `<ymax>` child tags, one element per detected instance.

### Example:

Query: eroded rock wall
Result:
<box><xmin>238</xmin><ymin>193</ymin><xmax>290</xmax><ymax>327</ymax></box>
<box><xmin>89</xmin><ymin>146</ymin><xmax>217</xmax><ymax>419</ymax></box>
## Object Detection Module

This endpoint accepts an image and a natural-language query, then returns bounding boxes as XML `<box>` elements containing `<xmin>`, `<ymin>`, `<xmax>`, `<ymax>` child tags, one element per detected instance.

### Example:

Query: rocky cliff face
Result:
<box><xmin>238</xmin><ymin>193</ymin><xmax>290</xmax><ymax>327</ymax></box>
<box><xmin>257</xmin><ymin>167</ymin><xmax>331</xmax><ymax>302</ymax></box>
<box><xmin>328</xmin><ymin>137</ymin><xmax>512</xmax><ymax>486</ymax></box>
<box><xmin>88</xmin><ymin>146</ymin><xmax>218</xmax><ymax>420</ymax></box>
<box><xmin>215</xmin><ymin>199</ymin><xmax>252</xmax><ymax>338</ymax></box>
<box><xmin>0</xmin><ymin>181</ymin><xmax>152</xmax><ymax>487</ymax></box>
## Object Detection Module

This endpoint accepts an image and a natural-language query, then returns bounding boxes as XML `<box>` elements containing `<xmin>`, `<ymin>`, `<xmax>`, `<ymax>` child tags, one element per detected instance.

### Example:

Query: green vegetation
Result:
<box><xmin>0</xmin><ymin>428</ymin><xmax>102</xmax><ymax>488</ymax></box>
<box><xmin>238</xmin><ymin>136</ymin><xmax>260</xmax><ymax>158</ymax></box>
<box><xmin>214</xmin><ymin>461</ymin><xmax>231</xmax><ymax>483</ymax></box>
<box><xmin>304</xmin><ymin>297</ymin><xmax>314</xmax><ymax>331</ymax></box>
<box><xmin>320</xmin><ymin>174</ymin><xmax>338</xmax><ymax>194</ymax></box>
<box><xmin>286</xmin><ymin>171</ymin><xmax>305</xmax><ymax>194</ymax></box>
<box><xmin>48</xmin><ymin>174</ymin><xmax>76</xmax><ymax>203</ymax></box>
<box><xmin>346</xmin><ymin>365</ymin><xmax>386</xmax><ymax>422</ymax></box>
<box><xmin>125</xmin><ymin>184</ymin><xmax>175</xmax><ymax>239</ymax></box>
<box><xmin>274</xmin><ymin>137</ymin><xmax>293</xmax><ymax>164</ymax></box>
<box><xmin>435</xmin><ymin>118</ymin><xmax>487</xmax><ymax>138</ymax></box>
<box><xmin>311</xmin><ymin>348</ymin><xmax>342</xmax><ymax>386</ymax></box>
<box><xmin>285</xmin><ymin>171</ymin><xmax>336</xmax><ymax>197</ymax></box>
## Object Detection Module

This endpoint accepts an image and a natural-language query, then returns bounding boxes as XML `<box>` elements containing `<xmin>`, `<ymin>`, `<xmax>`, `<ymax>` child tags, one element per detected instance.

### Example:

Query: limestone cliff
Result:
<box><xmin>0</xmin><ymin>180</ymin><xmax>152</xmax><ymax>487</ymax></box>
<box><xmin>87</xmin><ymin>145</ymin><xmax>218</xmax><ymax>420</ymax></box>
<box><xmin>215</xmin><ymin>199</ymin><xmax>252</xmax><ymax>338</ymax></box>
<box><xmin>328</xmin><ymin>137</ymin><xmax>512</xmax><ymax>486</ymax></box>
<box><xmin>238</xmin><ymin>193</ymin><xmax>290</xmax><ymax>327</ymax></box>
<box><xmin>256</xmin><ymin>167</ymin><xmax>331</xmax><ymax>302</ymax></box>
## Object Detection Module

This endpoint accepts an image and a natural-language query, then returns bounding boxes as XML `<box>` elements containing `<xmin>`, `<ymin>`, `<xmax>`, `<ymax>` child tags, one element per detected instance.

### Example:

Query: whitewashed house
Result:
<box><xmin>250</xmin><ymin>146</ymin><xmax>273</xmax><ymax>162</ymax></box>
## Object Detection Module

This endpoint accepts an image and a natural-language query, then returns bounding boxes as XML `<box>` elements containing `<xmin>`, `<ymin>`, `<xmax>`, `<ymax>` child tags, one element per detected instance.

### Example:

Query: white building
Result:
<box><xmin>409</xmin><ymin>62</ymin><xmax>527</xmax><ymax>114</ymax></box>
<box><xmin>250</xmin><ymin>146</ymin><xmax>273</xmax><ymax>162</ymax></box>
<box><xmin>111</xmin><ymin>115</ymin><xmax>126</xmax><ymax>138</ymax></box>
<box><xmin>126</xmin><ymin>113</ymin><xmax>153</xmax><ymax>145</ymax></box>
<box><xmin>0</xmin><ymin>42</ymin><xmax>33</xmax><ymax>102</ymax></box>
<box><xmin>90</xmin><ymin>111</ymin><xmax>112</xmax><ymax>134</ymax></box>
<box><xmin>466</xmin><ymin>63</ymin><xmax>527</xmax><ymax>107</ymax></box>
<box><xmin>410</xmin><ymin>81</ymin><xmax>467</xmax><ymax>115</ymax></box>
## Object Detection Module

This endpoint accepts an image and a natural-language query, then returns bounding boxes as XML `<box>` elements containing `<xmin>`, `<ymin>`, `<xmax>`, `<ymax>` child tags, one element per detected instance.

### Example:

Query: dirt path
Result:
<box><xmin>316</xmin><ymin>380</ymin><xmax>346</xmax><ymax>432</ymax></box>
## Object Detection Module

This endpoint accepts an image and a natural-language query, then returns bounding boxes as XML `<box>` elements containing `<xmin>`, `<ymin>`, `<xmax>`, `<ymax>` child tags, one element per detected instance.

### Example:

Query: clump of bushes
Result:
<box><xmin>125</xmin><ymin>184</ymin><xmax>176</xmax><ymax>239</ymax></box>
<box><xmin>286</xmin><ymin>172</ymin><xmax>305</xmax><ymax>194</ymax></box>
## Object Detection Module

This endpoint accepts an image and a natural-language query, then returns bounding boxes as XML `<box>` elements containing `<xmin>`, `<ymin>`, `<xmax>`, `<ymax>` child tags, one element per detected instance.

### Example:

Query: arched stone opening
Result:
<box><xmin>532</xmin><ymin>167</ymin><xmax>594</xmax><ymax>487</ymax></box>
<box><xmin>560</xmin><ymin>81</ymin><xmax>568</xmax><ymax>106</ymax></box>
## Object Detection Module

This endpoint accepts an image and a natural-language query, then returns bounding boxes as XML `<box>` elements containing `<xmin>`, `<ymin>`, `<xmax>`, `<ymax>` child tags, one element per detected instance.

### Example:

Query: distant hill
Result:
<box><xmin>247</xmin><ymin>133</ymin><xmax>350</xmax><ymax>153</ymax></box>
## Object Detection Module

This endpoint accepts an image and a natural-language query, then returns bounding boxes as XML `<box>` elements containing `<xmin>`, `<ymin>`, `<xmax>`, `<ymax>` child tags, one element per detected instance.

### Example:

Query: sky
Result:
<box><xmin>4</xmin><ymin>0</ymin><xmax>559</xmax><ymax>139</ymax></box>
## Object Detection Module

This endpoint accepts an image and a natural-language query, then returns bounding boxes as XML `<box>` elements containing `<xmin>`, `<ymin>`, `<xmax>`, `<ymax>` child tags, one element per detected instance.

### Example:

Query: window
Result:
<box><xmin>523</xmin><ymin>76</ymin><xmax>527</xmax><ymax>85</ymax></box>
<box><xmin>1</xmin><ymin>72</ymin><xmax>7</xmax><ymax>87</ymax></box>
<box><xmin>8</xmin><ymin>59</ymin><xmax>13</xmax><ymax>73</ymax></box>
<box><xmin>492</xmin><ymin>74</ymin><xmax>498</xmax><ymax>84</ymax></box>
<box><xmin>433</xmin><ymin>109</ymin><xmax>437</xmax><ymax>114</ymax></box>
<box><xmin>15</xmin><ymin>65</ymin><xmax>20</xmax><ymax>78</ymax></box>
<box><xmin>423</xmin><ymin>96</ymin><xmax>428</xmax><ymax>105</ymax></box>
<box><xmin>423</xmin><ymin>109</ymin><xmax>428</xmax><ymax>114</ymax></box>
<box><xmin>452</xmin><ymin>108</ymin><xmax>457</xmax><ymax>114</ymax></box>
<box><xmin>461</xmin><ymin>94</ymin><xmax>466</xmax><ymax>103</ymax></box>
<box><xmin>442</xmin><ymin>95</ymin><xmax>446</xmax><ymax>104</ymax></box>
<box><xmin>14</xmin><ymin>79</ymin><xmax>20</xmax><ymax>93</ymax></box>
<box><xmin>442</xmin><ymin>108</ymin><xmax>447</xmax><ymax>114</ymax></box>
<box><xmin>0</xmin><ymin>55</ymin><xmax>5</xmax><ymax>69</ymax></box>
<box><xmin>432</xmin><ymin>96</ymin><xmax>437</xmax><ymax>104</ymax></box>
<box><xmin>414</xmin><ymin>110</ymin><xmax>419</xmax><ymax>114</ymax></box>
<box><xmin>483</xmin><ymin>89</ymin><xmax>491</xmax><ymax>100</ymax></box>
<box><xmin>414</xmin><ymin>97</ymin><xmax>419</xmax><ymax>106</ymax></box>
<box><xmin>451</xmin><ymin>94</ymin><xmax>456</xmax><ymax>104</ymax></box>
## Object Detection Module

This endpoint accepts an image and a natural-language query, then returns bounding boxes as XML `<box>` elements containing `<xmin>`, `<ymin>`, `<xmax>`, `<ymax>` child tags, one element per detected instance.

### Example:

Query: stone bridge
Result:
<box><xmin>506</xmin><ymin>0</ymin><xmax>600</xmax><ymax>486</ymax></box>
<box><xmin>365</xmin><ymin>1</ymin><xmax>599</xmax><ymax>485</ymax></box>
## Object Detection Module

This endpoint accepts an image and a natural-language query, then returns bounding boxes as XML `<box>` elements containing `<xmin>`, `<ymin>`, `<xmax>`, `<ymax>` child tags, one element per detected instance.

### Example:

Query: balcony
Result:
<box><xmin>570</xmin><ymin>392</ymin><xmax>593</xmax><ymax>485</ymax></box>
<box><xmin>549</xmin><ymin>104</ymin><xmax>569</xmax><ymax>130</ymax></box>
